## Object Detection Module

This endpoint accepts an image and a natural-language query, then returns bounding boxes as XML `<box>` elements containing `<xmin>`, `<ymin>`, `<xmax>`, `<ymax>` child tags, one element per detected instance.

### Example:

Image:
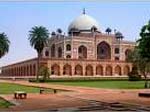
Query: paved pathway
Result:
<box><xmin>1</xmin><ymin>80</ymin><xmax>150</xmax><ymax>111</ymax></box>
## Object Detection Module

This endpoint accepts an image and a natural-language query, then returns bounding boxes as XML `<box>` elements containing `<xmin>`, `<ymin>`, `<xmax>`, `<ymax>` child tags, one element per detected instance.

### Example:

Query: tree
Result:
<box><xmin>127</xmin><ymin>48</ymin><xmax>150</xmax><ymax>87</ymax></box>
<box><xmin>38</xmin><ymin>66</ymin><xmax>50</xmax><ymax>81</ymax></box>
<box><xmin>136</xmin><ymin>20</ymin><xmax>150</xmax><ymax>88</ymax></box>
<box><xmin>0</xmin><ymin>32</ymin><xmax>10</xmax><ymax>58</ymax></box>
<box><xmin>29</xmin><ymin>26</ymin><xmax>49</xmax><ymax>80</ymax></box>
<box><xmin>105</xmin><ymin>27</ymin><xmax>112</xmax><ymax>34</ymax></box>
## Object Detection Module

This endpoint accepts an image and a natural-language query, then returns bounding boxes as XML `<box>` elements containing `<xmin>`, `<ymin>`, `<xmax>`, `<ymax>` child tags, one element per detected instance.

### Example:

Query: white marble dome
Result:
<box><xmin>68</xmin><ymin>13</ymin><xmax>100</xmax><ymax>32</ymax></box>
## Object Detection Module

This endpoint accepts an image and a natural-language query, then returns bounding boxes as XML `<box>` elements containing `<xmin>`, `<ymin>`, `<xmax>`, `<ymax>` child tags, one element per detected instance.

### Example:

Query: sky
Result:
<box><xmin>0</xmin><ymin>1</ymin><xmax>150</xmax><ymax>67</ymax></box>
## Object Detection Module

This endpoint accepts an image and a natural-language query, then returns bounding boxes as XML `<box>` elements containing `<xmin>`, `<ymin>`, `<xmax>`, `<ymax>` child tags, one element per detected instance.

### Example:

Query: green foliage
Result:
<box><xmin>28</xmin><ymin>26</ymin><xmax>49</xmax><ymax>80</ymax></box>
<box><xmin>28</xmin><ymin>26</ymin><xmax>49</xmax><ymax>54</ymax></box>
<box><xmin>38</xmin><ymin>66</ymin><xmax>50</xmax><ymax>82</ymax></box>
<box><xmin>0</xmin><ymin>32</ymin><xmax>10</xmax><ymax>58</ymax></box>
<box><xmin>0</xmin><ymin>97</ymin><xmax>14</xmax><ymax>108</ymax></box>
<box><xmin>127</xmin><ymin>20</ymin><xmax>150</xmax><ymax>87</ymax></box>
<box><xmin>0</xmin><ymin>82</ymin><xmax>40</xmax><ymax>94</ymax></box>
<box><xmin>128</xmin><ymin>66</ymin><xmax>141</xmax><ymax>81</ymax></box>
<box><xmin>138</xmin><ymin>21</ymin><xmax>150</xmax><ymax>60</ymax></box>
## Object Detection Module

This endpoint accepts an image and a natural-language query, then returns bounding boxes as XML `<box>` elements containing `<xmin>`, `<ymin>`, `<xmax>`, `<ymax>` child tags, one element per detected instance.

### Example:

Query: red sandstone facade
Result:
<box><xmin>1</xmin><ymin>12</ymin><xmax>135</xmax><ymax>78</ymax></box>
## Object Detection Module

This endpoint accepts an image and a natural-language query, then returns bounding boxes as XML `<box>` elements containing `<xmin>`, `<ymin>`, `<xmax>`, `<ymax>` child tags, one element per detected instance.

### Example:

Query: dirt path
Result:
<box><xmin>1</xmin><ymin>80</ymin><xmax>150</xmax><ymax>111</ymax></box>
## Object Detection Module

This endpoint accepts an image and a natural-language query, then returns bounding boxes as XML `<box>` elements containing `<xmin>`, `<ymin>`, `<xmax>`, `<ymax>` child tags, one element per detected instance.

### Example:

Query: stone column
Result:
<box><xmin>71</xmin><ymin>64</ymin><xmax>75</xmax><ymax>76</ymax></box>
<box><xmin>60</xmin><ymin>64</ymin><xmax>63</xmax><ymax>76</ymax></box>
<box><xmin>93</xmin><ymin>65</ymin><xmax>96</xmax><ymax>76</ymax></box>
<box><xmin>103</xmin><ymin>65</ymin><xmax>106</xmax><ymax>76</ymax></box>
<box><xmin>83</xmin><ymin>64</ymin><xmax>86</xmax><ymax>76</ymax></box>
<box><xmin>112</xmin><ymin>65</ymin><xmax>115</xmax><ymax>76</ymax></box>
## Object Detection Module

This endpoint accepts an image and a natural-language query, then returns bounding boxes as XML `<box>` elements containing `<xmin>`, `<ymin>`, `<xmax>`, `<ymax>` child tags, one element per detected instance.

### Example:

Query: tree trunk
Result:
<box><xmin>143</xmin><ymin>72</ymin><xmax>149</xmax><ymax>88</ymax></box>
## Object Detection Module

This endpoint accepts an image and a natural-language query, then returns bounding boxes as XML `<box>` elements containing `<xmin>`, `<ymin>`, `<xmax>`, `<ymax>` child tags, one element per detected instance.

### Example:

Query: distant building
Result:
<box><xmin>1</xmin><ymin>11</ymin><xmax>135</xmax><ymax>77</ymax></box>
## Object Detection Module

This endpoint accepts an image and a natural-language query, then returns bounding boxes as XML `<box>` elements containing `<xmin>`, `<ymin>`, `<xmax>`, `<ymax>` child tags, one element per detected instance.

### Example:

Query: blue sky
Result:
<box><xmin>0</xmin><ymin>2</ymin><xmax>150</xmax><ymax>67</ymax></box>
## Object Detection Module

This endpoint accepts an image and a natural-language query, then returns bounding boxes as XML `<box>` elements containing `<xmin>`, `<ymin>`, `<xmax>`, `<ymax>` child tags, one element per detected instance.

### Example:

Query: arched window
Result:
<box><xmin>115</xmin><ymin>48</ymin><xmax>119</xmax><ymax>54</ymax></box>
<box><xmin>97</xmin><ymin>41</ymin><xmax>111</xmax><ymax>59</ymax></box>
<box><xmin>45</xmin><ymin>51</ymin><xmax>49</xmax><ymax>57</ymax></box>
<box><xmin>66</xmin><ymin>44</ymin><xmax>71</xmax><ymax>51</ymax></box>
<box><xmin>58</xmin><ymin>47</ymin><xmax>62</xmax><ymax>58</ymax></box>
<box><xmin>78</xmin><ymin>45</ymin><xmax>87</xmax><ymax>59</ymax></box>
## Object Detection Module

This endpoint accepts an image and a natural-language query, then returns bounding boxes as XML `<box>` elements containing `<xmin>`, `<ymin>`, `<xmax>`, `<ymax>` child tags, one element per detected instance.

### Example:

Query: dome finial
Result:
<box><xmin>83</xmin><ymin>8</ymin><xmax>86</xmax><ymax>14</ymax></box>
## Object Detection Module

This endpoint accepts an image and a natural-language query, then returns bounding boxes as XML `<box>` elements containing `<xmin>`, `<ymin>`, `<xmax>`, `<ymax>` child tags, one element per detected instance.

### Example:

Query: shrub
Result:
<box><xmin>128</xmin><ymin>66</ymin><xmax>141</xmax><ymax>81</ymax></box>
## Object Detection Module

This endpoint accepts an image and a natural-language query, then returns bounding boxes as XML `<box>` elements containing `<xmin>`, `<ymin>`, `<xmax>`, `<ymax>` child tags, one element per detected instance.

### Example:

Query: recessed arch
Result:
<box><xmin>97</xmin><ymin>41</ymin><xmax>111</xmax><ymax>59</ymax></box>
<box><xmin>123</xmin><ymin>65</ymin><xmax>130</xmax><ymax>75</ymax></box>
<box><xmin>114</xmin><ymin>65</ymin><xmax>121</xmax><ymax>75</ymax></box>
<box><xmin>45</xmin><ymin>50</ymin><xmax>49</xmax><ymax>57</ymax></box>
<box><xmin>63</xmin><ymin>64</ymin><xmax>72</xmax><ymax>75</ymax></box>
<box><xmin>75</xmin><ymin>64</ymin><xmax>83</xmax><ymax>75</ymax></box>
<box><xmin>96</xmin><ymin>65</ymin><xmax>103</xmax><ymax>75</ymax></box>
<box><xmin>85</xmin><ymin>65</ymin><xmax>93</xmax><ymax>76</ymax></box>
<box><xmin>66</xmin><ymin>44</ymin><xmax>71</xmax><ymax>51</ymax></box>
<box><xmin>78</xmin><ymin>45</ymin><xmax>87</xmax><ymax>59</ymax></box>
<box><xmin>106</xmin><ymin>65</ymin><xmax>112</xmax><ymax>76</ymax></box>
<box><xmin>51</xmin><ymin>64</ymin><xmax>60</xmax><ymax>75</ymax></box>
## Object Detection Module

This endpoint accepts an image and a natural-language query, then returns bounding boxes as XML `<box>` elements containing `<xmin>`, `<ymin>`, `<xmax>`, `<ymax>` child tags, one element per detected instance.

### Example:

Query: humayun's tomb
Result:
<box><xmin>1</xmin><ymin>11</ymin><xmax>135</xmax><ymax>78</ymax></box>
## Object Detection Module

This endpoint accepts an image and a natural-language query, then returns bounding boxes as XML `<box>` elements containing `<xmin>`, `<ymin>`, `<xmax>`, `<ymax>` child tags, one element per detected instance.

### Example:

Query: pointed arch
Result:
<box><xmin>63</xmin><ymin>64</ymin><xmax>72</xmax><ymax>75</ymax></box>
<box><xmin>85</xmin><ymin>65</ymin><xmax>93</xmax><ymax>76</ymax></box>
<box><xmin>106</xmin><ymin>65</ymin><xmax>112</xmax><ymax>76</ymax></box>
<box><xmin>124</xmin><ymin>65</ymin><xmax>130</xmax><ymax>75</ymax></box>
<box><xmin>75</xmin><ymin>64</ymin><xmax>83</xmax><ymax>75</ymax></box>
<box><xmin>115</xmin><ymin>65</ymin><xmax>121</xmax><ymax>75</ymax></box>
<box><xmin>96</xmin><ymin>65</ymin><xmax>103</xmax><ymax>75</ymax></box>
<box><xmin>97</xmin><ymin>41</ymin><xmax>111</xmax><ymax>59</ymax></box>
<box><xmin>51</xmin><ymin>64</ymin><xmax>60</xmax><ymax>75</ymax></box>
<box><xmin>78</xmin><ymin>45</ymin><xmax>87</xmax><ymax>59</ymax></box>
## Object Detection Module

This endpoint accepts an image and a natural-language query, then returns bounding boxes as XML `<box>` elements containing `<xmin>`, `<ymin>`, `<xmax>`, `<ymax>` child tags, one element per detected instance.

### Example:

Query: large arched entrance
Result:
<box><xmin>114</xmin><ymin>65</ymin><xmax>121</xmax><ymax>75</ymax></box>
<box><xmin>85</xmin><ymin>65</ymin><xmax>93</xmax><ymax>76</ymax></box>
<box><xmin>51</xmin><ymin>64</ymin><xmax>60</xmax><ymax>75</ymax></box>
<box><xmin>106</xmin><ymin>65</ymin><xmax>112</xmax><ymax>76</ymax></box>
<box><xmin>75</xmin><ymin>64</ymin><xmax>83</xmax><ymax>75</ymax></box>
<box><xmin>96</xmin><ymin>65</ymin><xmax>103</xmax><ymax>75</ymax></box>
<box><xmin>123</xmin><ymin>65</ymin><xmax>130</xmax><ymax>75</ymax></box>
<box><xmin>78</xmin><ymin>45</ymin><xmax>87</xmax><ymax>59</ymax></box>
<box><xmin>63</xmin><ymin>64</ymin><xmax>72</xmax><ymax>75</ymax></box>
<box><xmin>97</xmin><ymin>41</ymin><xmax>111</xmax><ymax>59</ymax></box>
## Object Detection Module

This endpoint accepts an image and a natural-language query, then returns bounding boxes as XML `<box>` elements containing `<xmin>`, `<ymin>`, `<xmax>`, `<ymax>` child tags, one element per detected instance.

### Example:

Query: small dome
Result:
<box><xmin>68</xmin><ymin>13</ymin><xmax>100</xmax><ymax>33</ymax></box>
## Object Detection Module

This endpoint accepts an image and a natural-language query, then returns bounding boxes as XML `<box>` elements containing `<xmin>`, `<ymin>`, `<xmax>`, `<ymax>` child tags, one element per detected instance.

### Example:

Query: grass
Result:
<box><xmin>0</xmin><ymin>97</ymin><xmax>13</xmax><ymax>108</ymax></box>
<box><xmin>48</xmin><ymin>80</ymin><xmax>146</xmax><ymax>89</ymax></box>
<box><xmin>0</xmin><ymin>82</ymin><xmax>42</xmax><ymax>94</ymax></box>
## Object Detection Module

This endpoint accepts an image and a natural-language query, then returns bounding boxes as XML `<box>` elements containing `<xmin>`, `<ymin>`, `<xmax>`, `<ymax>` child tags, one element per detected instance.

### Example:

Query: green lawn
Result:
<box><xmin>0</xmin><ymin>82</ymin><xmax>41</xmax><ymax>94</ymax></box>
<box><xmin>48</xmin><ymin>81</ymin><xmax>146</xmax><ymax>89</ymax></box>
<box><xmin>0</xmin><ymin>97</ymin><xmax>13</xmax><ymax>108</ymax></box>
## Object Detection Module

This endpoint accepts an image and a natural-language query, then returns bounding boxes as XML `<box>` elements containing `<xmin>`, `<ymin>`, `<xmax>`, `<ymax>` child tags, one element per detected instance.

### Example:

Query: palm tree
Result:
<box><xmin>105</xmin><ymin>27</ymin><xmax>112</xmax><ymax>34</ymax></box>
<box><xmin>29</xmin><ymin>26</ymin><xmax>49</xmax><ymax>80</ymax></box>
<box><xmin>0</xmin><ymin>32</ymin><xmax>10</xmax><ymax>58</ymax></box>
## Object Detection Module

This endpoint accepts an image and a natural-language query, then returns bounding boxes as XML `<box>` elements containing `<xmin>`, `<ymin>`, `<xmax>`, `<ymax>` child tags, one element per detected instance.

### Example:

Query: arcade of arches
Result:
<box><xmin>1</xmin><ymin>59</ymin><xmax>131</xmax><ymax>77</ymax></box>
<box><xmin>50</xmin><ymin>62</ymin><xmax>131</xmax><ymax>76</ymax></box>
